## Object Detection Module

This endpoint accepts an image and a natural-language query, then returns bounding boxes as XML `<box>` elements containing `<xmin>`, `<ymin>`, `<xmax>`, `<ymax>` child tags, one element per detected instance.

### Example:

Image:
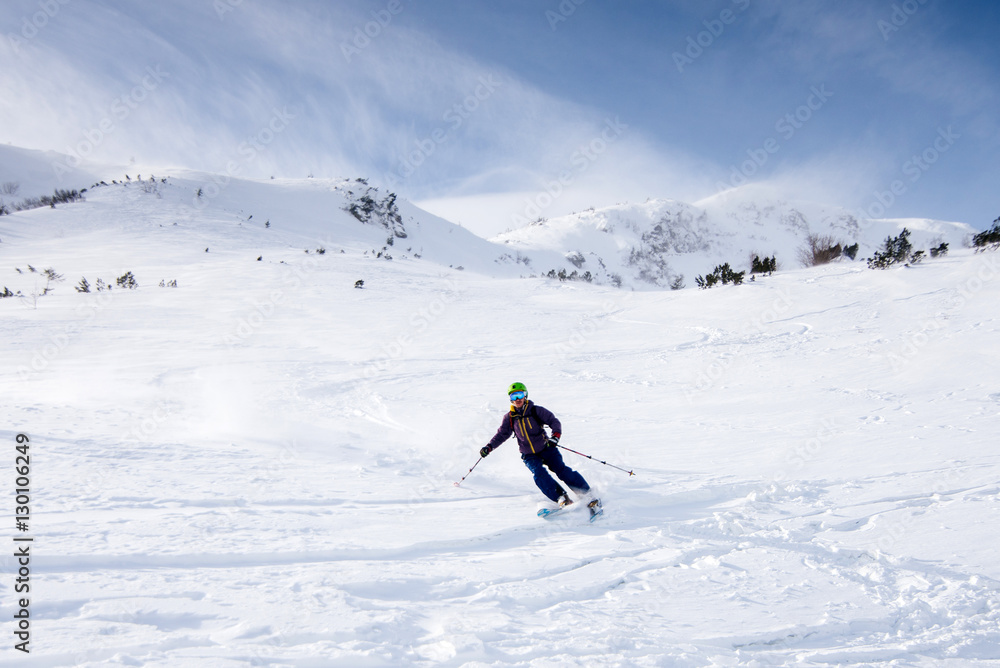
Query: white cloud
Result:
<box><xmin>1</xmin><ymin>0</ymin><xmax>992</xmax><ymax>228</ymax></box>
<box><xmin>0</xmin><ymin>1</ymin><xmax>721</xmax><ymax>210</ymax></box>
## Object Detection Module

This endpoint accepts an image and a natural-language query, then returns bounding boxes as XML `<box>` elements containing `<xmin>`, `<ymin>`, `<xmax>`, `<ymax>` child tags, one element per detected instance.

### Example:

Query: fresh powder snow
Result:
<box><xmin>2</xmin><ymin>147</ymin><xmax>999</xmax><ymax>666</ymax></box>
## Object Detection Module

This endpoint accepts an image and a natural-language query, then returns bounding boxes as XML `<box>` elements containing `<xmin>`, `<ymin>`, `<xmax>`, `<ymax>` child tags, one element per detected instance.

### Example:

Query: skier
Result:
<box><xmin>480</xmin><ymin>382</ymin><xmax>600</xmax><ymax>515</ymax></box>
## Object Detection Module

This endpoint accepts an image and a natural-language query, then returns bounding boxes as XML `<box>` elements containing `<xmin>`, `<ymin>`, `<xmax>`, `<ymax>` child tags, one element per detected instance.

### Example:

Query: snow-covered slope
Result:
<box><xmin>4</xmin><ymin>145</ymin><xmax>979</xmax><ymax>294</ymax></box>
<box><xmin>0</xmin><ymin>144</ymin><xmax>116</xmax><ymax>201</ymax></box>
<box><xmin>494</xmin><ymin>188</ymin><xmax>977</xmax><ymax>289</ymax></box>
<box><xmin>2</xmin><ymin>149</ymin><xmax>1000</xmax><ymax>665</ymax></box>
<box><xmin>0</xmin><ymin>147</ymin><xmax>538</xmax><ymax>288</ymax></box>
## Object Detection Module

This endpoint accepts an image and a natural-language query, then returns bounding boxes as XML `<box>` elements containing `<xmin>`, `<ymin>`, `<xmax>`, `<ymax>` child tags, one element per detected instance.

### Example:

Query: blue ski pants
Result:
<box><xmin>521</xmin><ymin>446</ymin><xmax>590</xmax><ymax>502</ymax></box>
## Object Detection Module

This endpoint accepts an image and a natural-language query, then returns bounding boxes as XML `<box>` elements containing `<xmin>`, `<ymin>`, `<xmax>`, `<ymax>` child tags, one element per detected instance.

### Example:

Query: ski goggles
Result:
<box><xmin>509</xmin><ymin>391</ymin><xmax>527</xmax><ymax>401</ymax></box>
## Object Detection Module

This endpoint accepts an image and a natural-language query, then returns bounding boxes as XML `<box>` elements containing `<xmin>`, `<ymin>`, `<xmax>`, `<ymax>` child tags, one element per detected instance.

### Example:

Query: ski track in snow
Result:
<box><xmin>2</xmin><ymin>175</ymin><xmax>1000</xmax><ymax>666</ymax></box>
<box><xmin>13</xmin><ymin>475</ymin><xmax>1000</xmax><ymax>666</ymax></box>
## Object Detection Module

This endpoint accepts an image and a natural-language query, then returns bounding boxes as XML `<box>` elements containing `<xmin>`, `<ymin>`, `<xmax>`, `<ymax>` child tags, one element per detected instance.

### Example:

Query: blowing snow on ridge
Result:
<box><xmin>2</xmin><ymin>139</ymin><xmax>1000</xmax><ymax>666</ymax></box>
<box><xmin>493</xmin><ymin>189</ymin><xmax>975</xmax><ymax>290</ymax></box>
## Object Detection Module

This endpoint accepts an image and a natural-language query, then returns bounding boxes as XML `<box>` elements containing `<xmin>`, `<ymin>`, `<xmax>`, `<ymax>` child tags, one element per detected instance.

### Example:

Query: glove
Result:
<box><xmin>480</xmin><ymin>445</ymin><xmax>492</xmax><ymax>458</ymax></box>
<box><xmin>545</xmin><ymin>434</ymin><xmax>560</xmax><ymax>448</ymax></box>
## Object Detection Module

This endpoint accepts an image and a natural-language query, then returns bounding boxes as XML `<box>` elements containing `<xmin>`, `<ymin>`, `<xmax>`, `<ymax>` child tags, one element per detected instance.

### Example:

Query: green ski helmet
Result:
<box><xmin>508</xmin><ymin>382</ymin><xmax>528</xmax><ymax>400</ymax></box>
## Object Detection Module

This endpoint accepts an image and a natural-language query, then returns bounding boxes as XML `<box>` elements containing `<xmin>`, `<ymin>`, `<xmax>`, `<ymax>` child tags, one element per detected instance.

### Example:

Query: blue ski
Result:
<box><xmin>537</xmin><ymin>505</ymin><xmax>569</xmax><ymax>519</ymax></box>
<box><xmin>537</xmin><ymin>498</ymin><xmax>603</xmax><ymax>521</ymax></box>
<box><xmin>587</xmin><ymin>498</ymin><xmax>604</xmax><ymax>522</ymax></box>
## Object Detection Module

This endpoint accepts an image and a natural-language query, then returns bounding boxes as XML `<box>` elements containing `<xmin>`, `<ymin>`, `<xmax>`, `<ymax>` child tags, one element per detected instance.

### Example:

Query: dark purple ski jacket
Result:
<box><xmin>486</xmin><ymin>400</ymin><xmax>562</xmax><ymax>455</ymax></box>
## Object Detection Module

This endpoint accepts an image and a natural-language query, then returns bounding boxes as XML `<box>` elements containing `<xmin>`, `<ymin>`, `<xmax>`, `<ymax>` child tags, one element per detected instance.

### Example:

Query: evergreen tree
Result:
<box><xmin>973</xmin><ymin>217</ymin><xmax>1000</xmax><ymax>251</ymax></box>
<box><xmin>696</xmin><ymin>262</ymin><xmax>744</xmax><ymax>288</ymax></box>
<box><xmin>116</xmin><ymin>271</ymin><xmax>138</xmax><ymax>289</ymax></box>
<box><xmin>751</xmin><ymin>255</ymin><xmax>776</xmax><ymax>275</ymax></box>
<box><xmin>867</xmin><ymin>228</ymin><xmax>912</xmax><ymax>269</ymax></box>
<box><xmin>929</xmin><ymin>243</ymin><xmax>949</xmax><ymax>258</ymax></box>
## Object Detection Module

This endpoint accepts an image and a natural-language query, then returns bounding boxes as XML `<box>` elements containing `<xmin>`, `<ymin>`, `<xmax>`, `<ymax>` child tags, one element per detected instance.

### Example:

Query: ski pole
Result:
<box><xmin>557</xmin><ymin>444</ymin><xmax>635</xmax><ymax>477</ymax></box>
<box><xmin>454</xmin><ymin>456</ymin><xmax>483</xmax><ymax>487</ymax></box>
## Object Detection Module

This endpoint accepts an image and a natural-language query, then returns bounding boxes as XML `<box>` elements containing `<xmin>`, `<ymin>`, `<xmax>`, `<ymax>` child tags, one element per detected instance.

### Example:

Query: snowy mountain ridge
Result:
<box><xmin>0</xmin><ymin>144</ymin><xmax>979</xmax><ymax>293</ymax></box>
<box><xmin>494</xmin><ymin>192</ymin><xmax>977</xmax><ymax>289</ymax></box>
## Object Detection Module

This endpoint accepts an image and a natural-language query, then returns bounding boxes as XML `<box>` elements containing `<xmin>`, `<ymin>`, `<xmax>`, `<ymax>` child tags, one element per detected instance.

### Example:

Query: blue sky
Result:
<box><xmin>1</xmin><ymin>0</ymin><xmax>996</xmax><ymax>235</ymax></box>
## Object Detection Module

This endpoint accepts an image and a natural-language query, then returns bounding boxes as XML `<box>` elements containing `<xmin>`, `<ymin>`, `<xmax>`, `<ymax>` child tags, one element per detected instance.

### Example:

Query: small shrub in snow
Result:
<box><xmin>867</xmin><ymin>228</ymin><xmax>913</xmax><ymax>270</ymax></box>
<box><xmin>5</xmin><ymin>189</ymin><xmax>85</xmax><ymax>213</ymax></box>
<box><xmin>670</xmin><ymin>275</ymin><xmax>685</xmax><ymax>290</ymax></box>
<box><xmin>695</xmin><ymin>263</ymin><xmax>745</xmax><ymax>289</ymax></box>
<box><xmin>695</xmin><ymin>273</ymin><xmax>718</xmax><ymax>289</ymax></box>
<box><xmin>355</xmin><ymin>280</ymin><xmax>365</xmax><ymax>289</ymax></box>
<box><xmin>721</xmin><ymin>264</ymin><xmax>746</xmax><ymax>285</ymax></box>
<box><xmin>116</xmin><ymin>271</ymin><xmax>138</xmax><ymax>290</ymax></box>
<box><xmin>12</xmin><ymin>267</ymin><xmax>64</xmax><ymax>308</ymax></box>
<box><xmin>973</xmin><ymin>218</ymin><xmax>1000</xmax><ymax>251</ymax></box>
<box><xmin>545</xmin><ymin>269</ymin><xmax>593</xmax><ymax>283</ymax></box>
<box><xmin>76</xmin><ymin>278</ymin><xmax>91</xmax><ymax>293</ymax></box>
<box><xmin>843</xmin><ymin>243</ymin><xmax>859</xmax><ymax>260</ymax></box>
<box><xmin>497</xmin><ymin>252</ymin><xmax>531</xmax><ymax>266</ymax></box>
<box><xmin>929</xmin><ymin>243</ymin><xmax>949</xmax><ymax>258</ymax></box>
<box><xmin>798</xmin><ymin>235</ymin><xmax>842</xmax><ymax>267</ymax></box>
<box><xmin>751</xmin><ymin>255</ymin><xmax>776</xmax><ymax>276</ymax></box>
<box><xmin>41</xmin><ymin>268</ymin><xmax>64</xmax><ymax>295</ymax></box>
